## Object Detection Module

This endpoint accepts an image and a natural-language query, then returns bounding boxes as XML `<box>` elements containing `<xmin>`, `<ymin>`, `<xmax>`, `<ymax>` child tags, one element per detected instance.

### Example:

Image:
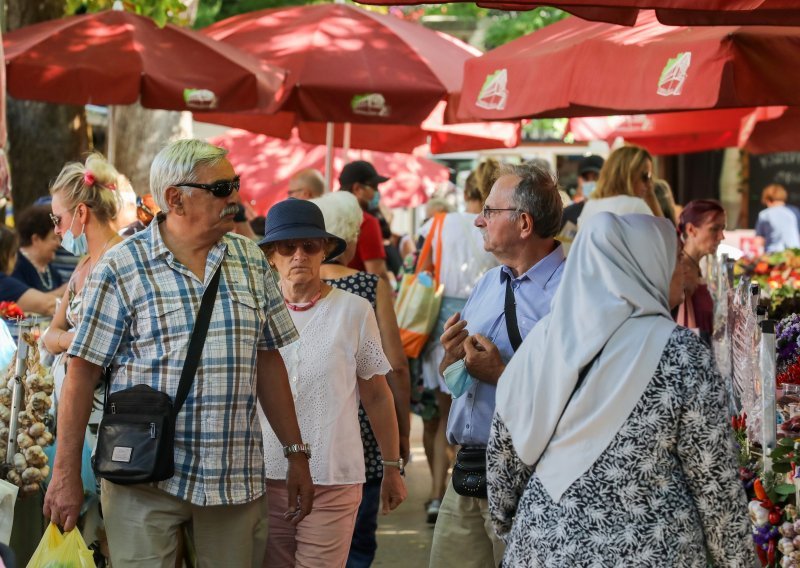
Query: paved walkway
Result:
<box><xmin>373</xmin><ymin>415</ymin><xmax>435</xmax><ymax>566</ymax></box>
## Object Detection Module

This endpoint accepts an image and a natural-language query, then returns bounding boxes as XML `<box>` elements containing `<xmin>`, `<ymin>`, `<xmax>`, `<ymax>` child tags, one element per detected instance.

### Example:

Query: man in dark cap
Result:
<box><xmin>561</xmin><ymin>154</ymin><xmax>605</xmax><ymax>229</ymax></box>
<box><xmin>339</xmin><ymin>160</ymin><xmax>392</xmax><ymax>288</ymax></box>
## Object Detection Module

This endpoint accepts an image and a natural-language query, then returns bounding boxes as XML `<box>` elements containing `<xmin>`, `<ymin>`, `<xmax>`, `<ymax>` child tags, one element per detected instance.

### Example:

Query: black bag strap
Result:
<box><xmin>531</xmin><ymin>347</ymin><xmax>604</xmax><ymax>470</ymax></box>
<box><xmin>504</xmin><ymin>277</ymin><xmax>523</xmax><ymax>352</ymax></box>
<box><xmin>172</xmin><ymin>265</ymin><xmax>222</xmax><ymax>417</ymax></box>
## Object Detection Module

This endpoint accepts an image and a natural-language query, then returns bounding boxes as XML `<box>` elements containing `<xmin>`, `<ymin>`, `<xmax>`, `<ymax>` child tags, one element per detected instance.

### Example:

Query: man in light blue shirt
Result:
<box><xmin>429</xmin><ymin>162</ymin><xmax>566</xmax><ymax>567</ymax></box>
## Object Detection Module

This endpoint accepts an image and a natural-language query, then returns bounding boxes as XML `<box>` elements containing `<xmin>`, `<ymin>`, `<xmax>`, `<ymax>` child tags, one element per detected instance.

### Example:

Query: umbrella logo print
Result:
<box><xmin>351</xmin><ymin>94</ymin><xmax>392</xmax><ymax>117</ymax></box>
<box><xmin>657</xmin><ymin>52</ymin><xmax>692</xmax><ymax>97</ymax></box>
<box><xmin>476</xmin><ymin>69</ymin><xmax>508</xmax><ymax>111</ymax></box>
<box><xmin>184</xmin><ymin>89</ymin><xmax>219</xmax><ymax>110</ymax></box>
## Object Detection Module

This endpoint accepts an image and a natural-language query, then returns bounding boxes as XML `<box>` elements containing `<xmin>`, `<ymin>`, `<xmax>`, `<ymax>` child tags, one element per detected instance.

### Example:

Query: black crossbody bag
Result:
<box><xmin>451</xmin><ymin>281</ymin><xmax>524</xmax><ymax>499</ymax></box>
<box><xmin>92</xmin><ymin>266</ymin><xmax>221</xmax><ymax>485</ymax></box>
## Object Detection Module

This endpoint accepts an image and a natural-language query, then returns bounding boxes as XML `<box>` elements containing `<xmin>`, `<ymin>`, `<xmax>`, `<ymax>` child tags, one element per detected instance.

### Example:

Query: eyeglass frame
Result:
<box><xmin>175</xmin><ymin>175</ymin><xmax>241</xmax><ymax>198</ymax></box>
<box><xmin>49</xmin><ymin>204</ymin><xmax>90</xmax><ymax>228</ymax></box>
<box><xmin>274</xmin><ymin>240</ymin><xmax>326</xmax><ymax>257</ymax></box>
<box><xmin>640</xmin><ymin>171</ymin><xmax>653</xmax><ymax>183</ymax></box>
<box><xmin>481</xmin><ymin>205</ymin><xmax>520</xmax><ymax>220</ymax></box>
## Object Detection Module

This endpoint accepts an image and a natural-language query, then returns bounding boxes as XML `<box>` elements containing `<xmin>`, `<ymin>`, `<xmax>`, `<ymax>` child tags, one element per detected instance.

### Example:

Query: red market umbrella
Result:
<box><xmin>739</xmin><ymin>107</ymin><xmax>800</xmax><ymax>155</ymax></box>
<box><xmin>459</xmin><ymin>11</ymin><xmax>800</xmax><ymax>122</ymax></box>
<box><xmin>202</xmin><ymin>4</ymin><xmax>479</xmax><ymax>126</ymax></box>
<box><xmin>3</xmin><ymin>10</ymin><xmax>287</xmax><ymax>113</ymax></box>
<box><xmin>198</xmin><ymin>102</ymin><xmax>521</xmax><ymax>155</ymax></box>
<box><xmin>209</xmin><ymin>129</ymin><xmax>448</xmax><ymax>213</ymax></box>
<box><xmin>364</xmin><ymin>1</ymin><xmax>800</xmax><ymax>27</ymax></box>
<box><xmin>567</xmin><ymin>109</ymin><xmax>751</xmax><ymax>155</ymax></box>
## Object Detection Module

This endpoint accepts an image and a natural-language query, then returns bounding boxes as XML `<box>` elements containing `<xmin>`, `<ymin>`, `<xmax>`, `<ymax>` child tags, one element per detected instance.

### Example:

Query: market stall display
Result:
<box><xmin>1</xmin><ymin>323</ymin><xmax>55</xmax><ymax>498</ymax></box>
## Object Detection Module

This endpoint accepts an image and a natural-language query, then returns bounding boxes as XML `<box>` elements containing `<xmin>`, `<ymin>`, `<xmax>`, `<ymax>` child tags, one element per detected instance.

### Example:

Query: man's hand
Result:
<box><xmin>463</xmin><ymin>334</ymin><xmax>505</xmax><ymax>385</ymax></box>
<box><xmin>380</xmin><ymin>468</ymin><xmax>407</xmax><ymax>514</ymax></box>
<box><xmin>439</xmin><ymin>312</ymin><xmax>469</xmax><ymax>375</ymax></box>
<box><xmin>43</xmin><ymin>468</ymin><xmax>84</xmax><ymax>532</ymax></box>
<box><xmin>284</xmin><ymin>455</ymin><xmax>314</xmax><ymax>526</ymax></box>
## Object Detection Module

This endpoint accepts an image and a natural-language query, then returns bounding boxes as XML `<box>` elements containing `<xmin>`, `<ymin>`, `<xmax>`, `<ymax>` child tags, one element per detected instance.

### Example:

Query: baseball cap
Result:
<box><xmin>578</xmin><ymin>155</ymin><xmax>604</xmax><ymax>177</ymax></box>
<box><xmin>339</xmin><ymin>160</ymin><xmax>389</xmax><ymax>188</ymax></box>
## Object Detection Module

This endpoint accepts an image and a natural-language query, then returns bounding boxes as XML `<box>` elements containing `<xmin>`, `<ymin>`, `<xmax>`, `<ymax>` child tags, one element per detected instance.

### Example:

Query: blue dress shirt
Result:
<box><xmin>446</xmin><ymin>244</ymin><xmax>565</xmax><ymax>447</ymax></box>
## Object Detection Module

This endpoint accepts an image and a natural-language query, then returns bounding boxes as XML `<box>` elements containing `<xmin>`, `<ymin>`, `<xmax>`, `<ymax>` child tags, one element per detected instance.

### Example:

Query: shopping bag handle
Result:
<box><xmin>415</xmin><ymin>213</ymin><xmax>445</xmax><ymax>285</ymax></box>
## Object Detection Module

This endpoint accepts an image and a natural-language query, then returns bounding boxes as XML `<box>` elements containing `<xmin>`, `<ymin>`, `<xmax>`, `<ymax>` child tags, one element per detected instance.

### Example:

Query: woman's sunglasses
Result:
<box><xmin>176</xmin><ymin>176</ymin><xmax>240</xmax><ymax>198</ymax></box>
<box><xmin>275</xmin><ymin>240</ymin><xmax>324</xmax><ymax>257</ymax></box>
<box><xmin>641</xmin><ymin>171</ymin><xmax>653</xmax><ymax>183</ymax></box>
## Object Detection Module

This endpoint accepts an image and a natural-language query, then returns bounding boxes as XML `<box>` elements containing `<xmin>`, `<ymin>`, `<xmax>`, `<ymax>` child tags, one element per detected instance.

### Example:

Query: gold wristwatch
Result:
<box><xmin>283</xmin><ymin>443</ymin><xmax>311</xmax><ymax>459</ymax></box>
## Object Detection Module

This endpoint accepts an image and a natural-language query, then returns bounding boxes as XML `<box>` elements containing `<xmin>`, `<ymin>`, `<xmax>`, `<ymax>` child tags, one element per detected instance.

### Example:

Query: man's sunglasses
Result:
<box><xmin>176</xmin><ymin>176</ymin><xmax>240</xmax><ymax>198</ymax></box>
<box><xmin>275</xmin><ymin>240</ymin><xmax>324</xmax><ymax>257</ymax></box>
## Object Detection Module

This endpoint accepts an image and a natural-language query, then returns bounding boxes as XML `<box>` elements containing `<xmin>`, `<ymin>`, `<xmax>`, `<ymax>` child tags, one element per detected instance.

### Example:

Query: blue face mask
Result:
<box><xmin>61</xmin><ymin>213</ymin><xmax>88</xmax><ymax>257</ymax></box>
<box><xmin>443</xmin><ymin>359</ymin><xmax>474</xmax><ymax>399</ymax></box>
<box><xmin>582</xmin><ymin>181</ymin><xmax>597</xmax><ymax>197</ymax></box>
<box><xmin>368</xmin><ymin>191</ymin><xmax>380</xmax><ymax>210</ymax></box>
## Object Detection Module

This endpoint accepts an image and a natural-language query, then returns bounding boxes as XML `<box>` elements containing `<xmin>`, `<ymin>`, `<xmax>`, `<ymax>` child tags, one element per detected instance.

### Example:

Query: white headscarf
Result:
<box><xmin>495</xmin><ymin>212</ymin><xmax>678</xmax><ymax>502</ymax></box>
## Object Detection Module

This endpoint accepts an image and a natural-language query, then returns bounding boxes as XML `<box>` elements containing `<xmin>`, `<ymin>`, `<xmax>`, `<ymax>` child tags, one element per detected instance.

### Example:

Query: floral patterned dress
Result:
<box><xmin>487</xmin><ymin>327</ymin><xmax>754</xmax><ymax>567</ymax></box>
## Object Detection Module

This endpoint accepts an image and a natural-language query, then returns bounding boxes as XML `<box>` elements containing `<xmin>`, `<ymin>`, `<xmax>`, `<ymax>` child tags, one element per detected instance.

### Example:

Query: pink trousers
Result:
<box><xmin>264</xmin><ymin>480</ymin><xmax>362</xmax><ymax>568</ymax></box>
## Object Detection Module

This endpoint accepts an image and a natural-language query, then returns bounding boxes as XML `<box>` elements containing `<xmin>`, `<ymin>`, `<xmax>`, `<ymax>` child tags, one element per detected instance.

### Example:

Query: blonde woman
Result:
<box><xmin>43</xmin><ymin>153</ymin><xmax>123</xmax><ymax>400</ymax></box>
<box><xmin>578</xmin><ymin>145</ymin><xmax>663</xmax><ymax>226</ymax></box>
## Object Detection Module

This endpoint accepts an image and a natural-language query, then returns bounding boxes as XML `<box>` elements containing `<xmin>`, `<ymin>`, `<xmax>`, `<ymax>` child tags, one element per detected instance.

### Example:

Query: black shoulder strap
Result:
<box><xmin>173</xmin><ymin>265</ymin><xmax>222</xmax><ymax>417</ymax></box>
<box><xmin>504</xmin><ymin>277</ymin><xmax>523</xmax><ymax>352</ymax></box>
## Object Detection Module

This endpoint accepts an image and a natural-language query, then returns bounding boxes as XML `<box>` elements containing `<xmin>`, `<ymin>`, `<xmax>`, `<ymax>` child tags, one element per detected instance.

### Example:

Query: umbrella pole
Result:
<box><xmin>324</xmin><ymin>122</ymin><xmax>334</xmax><ymax>192</ymax></box>
<box><xmin>107</xmin><ymin>105</ymin><xmax>116</xmax><ymax>166</ymax></box>
<box><xmin>343</xmin><ymin>122</ymin><xmax>351</xmax><ymax>165</ymax></box>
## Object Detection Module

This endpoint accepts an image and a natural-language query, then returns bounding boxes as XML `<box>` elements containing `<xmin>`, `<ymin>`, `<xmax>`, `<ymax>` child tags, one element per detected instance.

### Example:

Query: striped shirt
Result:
<box><xmin>68</xmin><ymin>217</ymin><xmax>298</xmax><ymax>506</ymax></box>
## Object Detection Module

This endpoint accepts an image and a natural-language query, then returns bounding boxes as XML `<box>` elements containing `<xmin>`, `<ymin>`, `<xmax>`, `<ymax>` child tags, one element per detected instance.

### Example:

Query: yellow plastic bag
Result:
<box><xmin>26</xmin><ymin>523</ymin><xmax>96</xmax><ymax>568</ymax></box>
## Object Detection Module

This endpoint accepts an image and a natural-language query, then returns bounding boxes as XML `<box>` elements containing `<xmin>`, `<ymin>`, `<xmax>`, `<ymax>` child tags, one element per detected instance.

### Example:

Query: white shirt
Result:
<box><xmin>420</xmin><ymin>212</ymin><xmax>498</xmax><ymax>299</ymax></box>
<box><xmin>578</xmin><ymin>195</ymin><xmax>653</xmax><ymax>226</ymax></box>
<box><xmin>258</xmin><ymin>288</ymin><xmax>391</xmax><ymax>485</ymax></box>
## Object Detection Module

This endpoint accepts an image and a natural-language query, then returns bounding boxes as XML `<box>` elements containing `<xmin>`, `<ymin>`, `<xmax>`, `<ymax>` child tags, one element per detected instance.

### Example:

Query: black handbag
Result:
<box><xmin>452</xmin><ymin>447</ymin><xmax>488</xmax><ymax>499</ymax></box>
<box><xmin>92</xmin><ymin>266</ymin><xmax>221</xmax><ymax>485</ymax></box>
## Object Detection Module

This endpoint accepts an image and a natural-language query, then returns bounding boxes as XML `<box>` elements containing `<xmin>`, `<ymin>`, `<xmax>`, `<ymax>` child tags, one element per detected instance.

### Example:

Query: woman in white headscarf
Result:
<box><xmin>487</xmin><ymin>213</ymin><xmax>753</xmax><ymax>567</ymax></box>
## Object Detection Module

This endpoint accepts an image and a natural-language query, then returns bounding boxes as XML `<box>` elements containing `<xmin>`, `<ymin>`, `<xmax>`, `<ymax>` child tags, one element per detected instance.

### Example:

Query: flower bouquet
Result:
<box><xmin>0</xmin><ymin>301</ymin><xmax>23</xmax><ymax>320</ymax></box>
<box><xmin>736</xmin><ymin>249</ymin><xmax>800</xmax><ymax>319</ymax></box>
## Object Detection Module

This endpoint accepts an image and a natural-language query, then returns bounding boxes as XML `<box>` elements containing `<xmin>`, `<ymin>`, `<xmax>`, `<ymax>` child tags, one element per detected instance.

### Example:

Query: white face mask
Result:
<box><xmin>582</xmin><ymin>181</ymin><xmax>597</xmax><ymax>197</ymax></box>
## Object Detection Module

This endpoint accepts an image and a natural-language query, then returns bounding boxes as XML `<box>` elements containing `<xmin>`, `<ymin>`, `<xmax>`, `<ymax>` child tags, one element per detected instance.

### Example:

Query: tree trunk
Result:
<box><xmin>6</xmin><ymin>0</ymin><xmax>90</xmax><ymax>215</ymax></box>
<box><xmin>110</xmin><ymin>104</ymin><xmax>191</xmax><ymax>195</ymax></box>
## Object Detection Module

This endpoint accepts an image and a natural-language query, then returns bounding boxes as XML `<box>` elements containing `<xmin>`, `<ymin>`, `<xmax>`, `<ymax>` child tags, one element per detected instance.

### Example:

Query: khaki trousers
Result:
<box><xmin>429</xmin><ymin>482</ymin><xmax>505</xmax><ymax>568</ymax></box>
<box><xmin>101</xmin><ymin>480</ymin><xmax>268</xmax><ymax>568</ymax></box>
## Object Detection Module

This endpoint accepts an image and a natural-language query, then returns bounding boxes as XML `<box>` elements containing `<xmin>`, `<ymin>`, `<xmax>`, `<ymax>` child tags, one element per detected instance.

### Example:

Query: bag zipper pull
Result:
<box><xmin>111</xmin><ymin>403</ymin><xmax>116</xmax><ymax>414</ymax></box>
<box><xmin>150</xmin><ymin>423</ymin><xmax>156</xmax><ymax>439</ymax></box>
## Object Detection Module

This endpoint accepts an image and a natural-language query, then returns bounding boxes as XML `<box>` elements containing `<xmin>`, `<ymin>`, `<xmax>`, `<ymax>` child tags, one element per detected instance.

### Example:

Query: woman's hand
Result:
<box><xmin>380</xmin><ymin>468</ymin><xmax>407</xmax><ymax>514</ymax></box>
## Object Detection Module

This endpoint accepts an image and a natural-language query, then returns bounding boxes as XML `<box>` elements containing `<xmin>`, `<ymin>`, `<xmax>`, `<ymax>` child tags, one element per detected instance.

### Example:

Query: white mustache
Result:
<box><xmin>220</xmin><ymin>204</ymin><xmax>239</xmax><ymax>218</ymax></box>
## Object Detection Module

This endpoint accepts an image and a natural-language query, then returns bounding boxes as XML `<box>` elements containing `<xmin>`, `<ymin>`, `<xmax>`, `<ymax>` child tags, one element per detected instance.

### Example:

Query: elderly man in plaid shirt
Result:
<box><xmin>44</xmin><ymin>139</ymin><xmax>313</xmax><ymax>567</ymax></box>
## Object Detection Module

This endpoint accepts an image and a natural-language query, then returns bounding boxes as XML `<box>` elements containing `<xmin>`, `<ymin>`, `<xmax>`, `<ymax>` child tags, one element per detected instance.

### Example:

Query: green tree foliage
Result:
<box><xmin>195</xmin><ymin>0</ymin><xmax>314</xmax><ymax>28</ymax></box>
<box><xmin>483</xmin><ymin>7</ymin><xmax>567</xmax><ymax>50</ymax></box>
<box><xmin>66</xmin><ymin>0</ymin><xmax>190</xmax><ymax>25</ymax></box>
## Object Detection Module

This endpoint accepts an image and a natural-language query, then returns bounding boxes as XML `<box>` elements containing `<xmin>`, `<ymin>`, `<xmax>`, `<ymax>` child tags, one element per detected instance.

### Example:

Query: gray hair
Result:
<box><xmin>311</xmin><ymin>191</ymin><xmax>362</xmax><ymax>246</ymax></box>
<box><xmin>499</xmin><ymin>162</ymin><xmax>563</xmax><ymax>239</ymax></box>
<box><xmin>150</xmin><ymin>139</ymin><xmax>228</xmax><ymax>213</ymax></box>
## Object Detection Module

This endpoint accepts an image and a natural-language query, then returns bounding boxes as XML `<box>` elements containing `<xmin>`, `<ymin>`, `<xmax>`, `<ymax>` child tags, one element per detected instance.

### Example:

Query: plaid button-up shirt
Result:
<box><xmin>69</xmin><ymin>217</ymin><xmax>298</xmax><ymax>506</ymax></box>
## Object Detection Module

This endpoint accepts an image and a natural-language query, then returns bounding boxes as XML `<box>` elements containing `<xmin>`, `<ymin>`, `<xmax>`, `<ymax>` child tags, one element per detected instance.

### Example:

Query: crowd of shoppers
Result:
<box><xmin>0</xmin><ymin>139</ymin><xmax>776</xmax><ymax>568</ymax></box>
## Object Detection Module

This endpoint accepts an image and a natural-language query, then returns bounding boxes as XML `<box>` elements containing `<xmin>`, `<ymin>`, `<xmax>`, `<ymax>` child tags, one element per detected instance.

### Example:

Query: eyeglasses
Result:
<box><xmin>641</xmin><ymin>171</ymin><xmax>653</xmax><ymax>183</ymax></box>
<box><xmin>481</xmin><ymin>205</ymin><xmax>519</xmax><ymax>220</ymax></box>
<box><xmin>176</xmin><ymin>176</ymin><xmax>240</xmax><ymax>198</ymax></box>
<box><xmin>49</xmin><ymin>207</ymin><xmax>77</xmax><ymax>228</ymax></box>
<box><xmin>275</xmin><ymin>240</ymin><xmax>324</xmax><ymax>257</ymax></box>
